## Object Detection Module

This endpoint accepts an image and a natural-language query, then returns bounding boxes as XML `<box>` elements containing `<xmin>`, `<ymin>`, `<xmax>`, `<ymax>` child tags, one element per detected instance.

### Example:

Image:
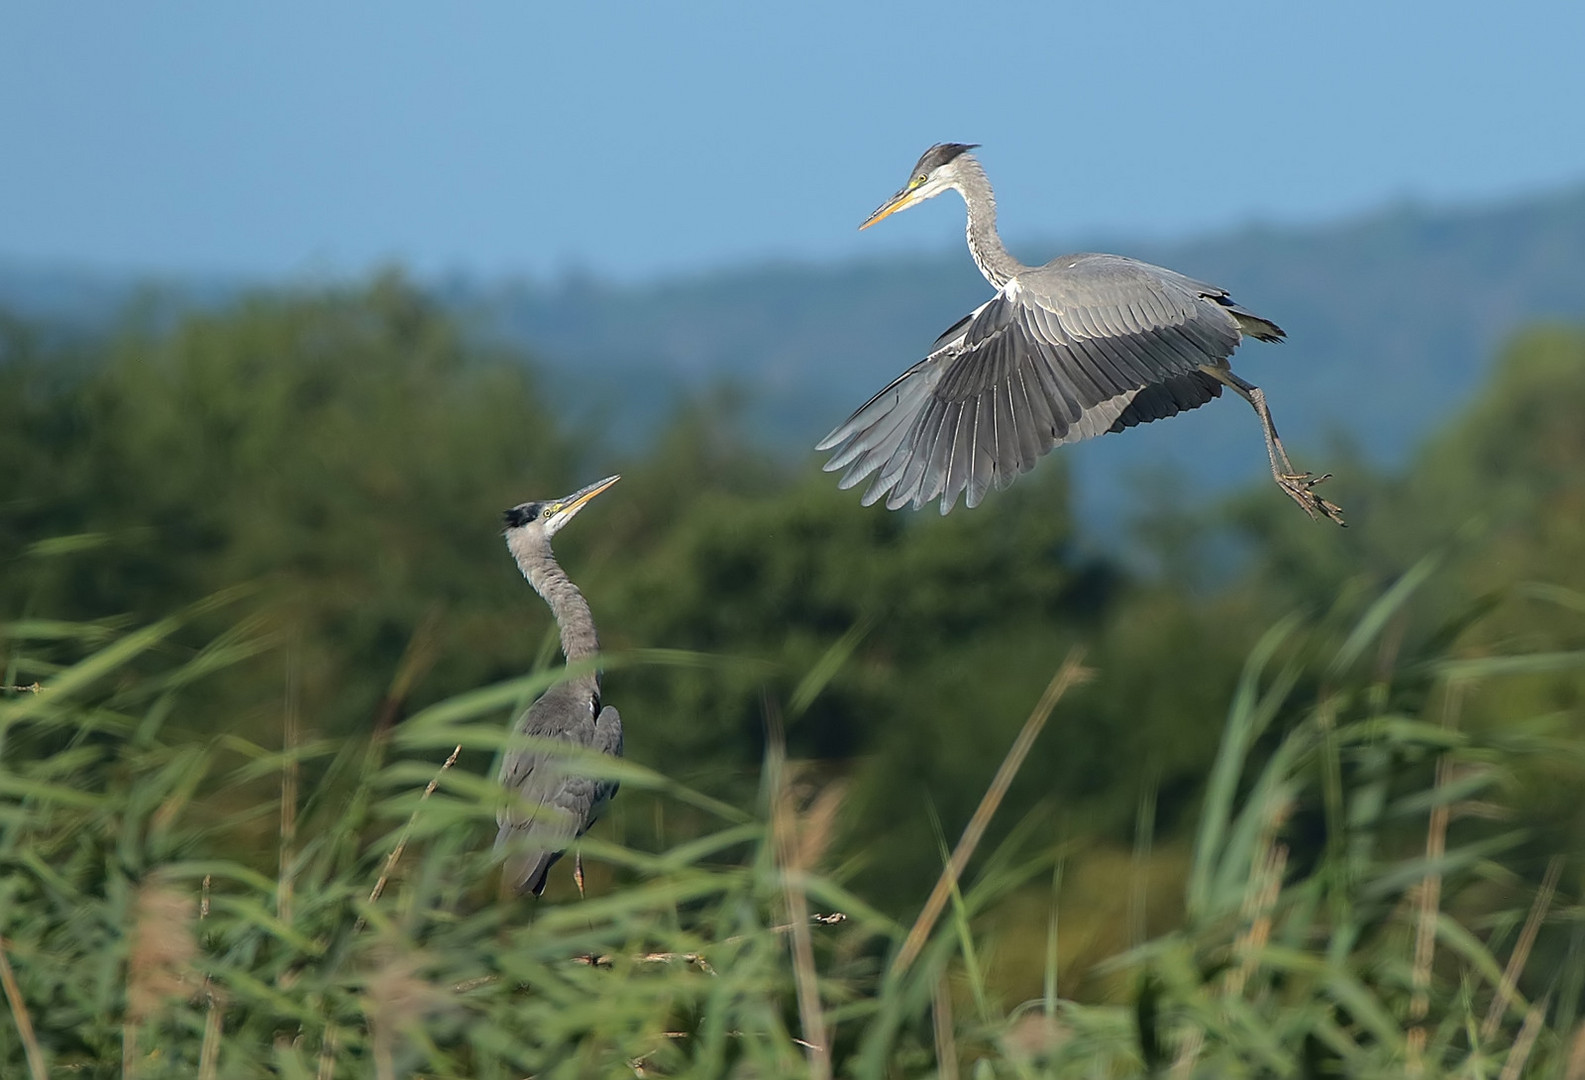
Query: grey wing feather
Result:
<box><xmin>495</xmin><ymin>689</ymin><xmax>624</xmax><ymax>896</ymax></box>
<box><xmin>589</xmin><ymin>704</ymin><xmax>623</xmax><ymax>820</ymax></box>
<box><xmin>818</xmin><ymin>253</ymin><xmax>1272</xmax><ymax>514</ymax></box>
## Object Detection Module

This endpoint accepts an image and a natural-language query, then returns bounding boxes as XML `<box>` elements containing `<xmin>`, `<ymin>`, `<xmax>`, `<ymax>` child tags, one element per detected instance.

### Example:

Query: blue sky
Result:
<box><xmin>5</xmin><ymin>2</ymin><xmax>1584</xmax><ymax>281</ymax></box>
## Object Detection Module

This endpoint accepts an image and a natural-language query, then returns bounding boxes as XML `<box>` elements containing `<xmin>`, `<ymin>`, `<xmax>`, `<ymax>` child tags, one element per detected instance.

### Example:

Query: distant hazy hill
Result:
<box><xmin>6</xmin><ymin>182</ymin><xmax>1585</xmax><ymax>526</ymax></box>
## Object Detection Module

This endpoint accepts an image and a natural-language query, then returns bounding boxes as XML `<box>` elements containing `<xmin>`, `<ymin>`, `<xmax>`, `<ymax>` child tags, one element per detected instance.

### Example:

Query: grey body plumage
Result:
<box><xmin>496</xmin><ymin>475</ymin><xmax>624</xmax><ymax>897</ymax></box>
<box><xmin>818</xmin><ymin>144</ymin><xmax>1344</xmax><ymax>524</ymax></box>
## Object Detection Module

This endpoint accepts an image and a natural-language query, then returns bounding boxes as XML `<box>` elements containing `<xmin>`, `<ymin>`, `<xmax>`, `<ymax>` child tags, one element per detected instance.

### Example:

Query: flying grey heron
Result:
<box><xmin>496</xmin><ymin>474</ymin><xmax>624</xmax><ymax>897</ymax></box>
<box><xmin>817</xmin><ymin>143</ymin><xmax>1345</xmax><ymax>525</ymax></box>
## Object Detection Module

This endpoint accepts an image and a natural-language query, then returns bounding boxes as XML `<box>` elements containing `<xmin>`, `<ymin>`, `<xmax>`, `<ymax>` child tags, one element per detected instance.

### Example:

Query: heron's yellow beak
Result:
<box><xmin>555</xmin><ymin>474</ymin><xmax>620</xmax><ymax>519</ymax></box>
<box><xmin>543</xmin><ymin>474</ymin><xmax>620</xmax><ymax>533</ymax></box>
<box><xmin>860</xmin><ymin>183</ymin><xmax>923</xmax><ymax>230</ymax></box>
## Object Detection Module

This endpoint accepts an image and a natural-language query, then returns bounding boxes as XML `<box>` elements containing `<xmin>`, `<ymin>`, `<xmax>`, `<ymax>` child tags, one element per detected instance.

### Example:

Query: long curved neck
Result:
<box><xmin>509</xmin><ymin>535</ymin><xmax>601</xmax><ymax>677</ymax></box>
<box><xmin>952</xmin><ymin>157</ymin><xmax>1022</xmax><ymax>289</ymax></box>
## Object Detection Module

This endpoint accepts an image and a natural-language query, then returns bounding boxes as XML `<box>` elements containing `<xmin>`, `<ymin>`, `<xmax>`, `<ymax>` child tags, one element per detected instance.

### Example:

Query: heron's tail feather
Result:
<box><xmin>1229</xmin><ymin>310</ymin><xmax>1285</xmax><ymax>343</ymax></box>
<box><xmin>503</xmin><ymin>847</ymin><xmax>562</xmax><ymax>897</ymax></box>
<box><xmin>496</xmin><ymin>821</ymin><xmax>565</xmax><ymax>897</ymax></box>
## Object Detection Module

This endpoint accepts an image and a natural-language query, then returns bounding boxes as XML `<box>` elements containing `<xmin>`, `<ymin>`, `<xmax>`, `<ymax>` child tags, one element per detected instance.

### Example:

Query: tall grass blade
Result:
<box><xmin>1189</xmin><ymin>614</ymin><xmax>1302</xmax><ymax>919</ymax></box>
<box><xmin>1481</xmin><ymin>855</ymin><xmax>1562</xmax><ymax>1042</ymax></box>
<box><xmin>788</xmin><ymin>616</ymin><xmax>871</xmax><ymax>719</ymax></box>
<box><xmin>892</xmin><ymin>649</ymin><xmax>1088</xmax><ymax>978</ymax></box>
<box><xmin>1328</xmin><ymin>554</ymin><xmax>1438</xmax><ymax>678</ymax></box>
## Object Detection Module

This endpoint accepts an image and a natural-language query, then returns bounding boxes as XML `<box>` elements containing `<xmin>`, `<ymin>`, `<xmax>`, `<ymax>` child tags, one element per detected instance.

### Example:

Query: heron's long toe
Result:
<box><xmin>1278</xmin><ymin>472</ymin><xmax>1347</xmax><ymax>527</ymax></box>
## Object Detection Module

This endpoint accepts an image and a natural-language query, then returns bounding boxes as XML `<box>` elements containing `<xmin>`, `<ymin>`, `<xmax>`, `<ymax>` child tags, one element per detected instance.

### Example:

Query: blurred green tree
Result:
<box><xmin>1</xmin><ymin>275</ymin><xmax>582</xmax><ymax>740</ymax></box>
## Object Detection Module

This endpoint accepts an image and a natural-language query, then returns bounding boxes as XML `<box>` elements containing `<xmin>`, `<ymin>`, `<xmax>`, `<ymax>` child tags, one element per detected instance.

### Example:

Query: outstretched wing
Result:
<box><xmin>817</xmin><ymin>254</ymin><xmax>1274</xmax><ymax>514</ymax></box>
<box><xmin>495</xmin><ymin>689</ymin><xmax>624</xmax><ymax>896</ymax></box>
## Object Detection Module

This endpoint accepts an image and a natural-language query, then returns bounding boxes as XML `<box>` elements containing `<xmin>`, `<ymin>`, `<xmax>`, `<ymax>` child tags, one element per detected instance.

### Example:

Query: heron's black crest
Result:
<box><xmin>504</xmin><ymin>503</ymin><xmax>542</xmax><ymax>529</ymax></box>
<box><xmin>914</xmin><ymin>142</ymin><xmax>978</xmax><ymax>175</ymax></box>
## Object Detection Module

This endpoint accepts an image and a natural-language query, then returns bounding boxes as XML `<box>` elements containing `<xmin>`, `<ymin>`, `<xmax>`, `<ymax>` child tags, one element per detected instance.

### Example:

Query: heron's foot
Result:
<box><xmin>1278</xmin><ymin>472</ymin><xmax>1347</xmax><ymax>527</ymax></box>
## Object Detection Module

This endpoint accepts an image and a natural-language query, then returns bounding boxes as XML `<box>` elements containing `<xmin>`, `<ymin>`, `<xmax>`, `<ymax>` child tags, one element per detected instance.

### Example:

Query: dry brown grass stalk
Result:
<box><xmin>573</xmin><ymin>951</ymin><xmax>717</xmax><ymax>974</ymax></box>
<box><xmin>127</xmin><ymin>881</ymin><xmax>198</xmax><ymax>1022</ymax></box>
<box><xmin>316</xmin><ymin>1024</ymin><xmax>340</xmax><ymax>1080</ymax></box>
<box><xmin>1001</xmin><ymin>1011</ymin><xmax>1072</xmax><ymax>1065</ymax></box>
<box><xmin>0</xmin><ymin>935</ymin><xmax>48</xmax><ymax>1080</ymax></box>
<box><xmin>125</xmin><ymin>878</ymin><xmax>199</xmax><ymax>1079</ymax></box>
<box><xmin>196</xmin><ymin>872</ymin><xmax>221</xmax><ymax>1080</ymax></box>
<box><xmin>792</xmin><ymin>780</ymin><xmax>847</xmax><ymax>872</ymax></box>
<box><xmin>1169</xmin><ymin>1027</ymin><xmax>1203</xmax><ymax>1080</ymax></box>
<box><xmin>1498</xmin><ymin>998</ymin><xmax>1547</xmax><ymax>1080</ymax></box>
<box><xmin>355</xmin><ymin>743</ymin><xmax>462</xmax><ymax>933</ymax></box>
<box><xmin>363</xmin><ymin>948</ymin><xmax>446</xmax><ymax>1080</ymax></box>
<box><xmin>894</xmin><ymin>649</ymin><xmax>1090</xmax><ymax>977</ymax></box>
<box><xmin>1565</xmin><ymin>1019</ymin><xmax>1585</xmax><ymax>1080</ymax></box>
<box><xmin>197</xmin><ymin>993</ymin><xmax>223</xmax><ymax>1080</ymax></box>
<box><xmin>772</xmin><ymin>762</ymin><xmax>838</xmax><ymax>1080</ymax></box>
<box><xmin>1227</xmin><ymin>844</ymin><xmax>1287</xmax><ymax>1001</ymax></box>
<box><xmin>1481</xmin><ymin>855</ymin><xmax>1562</xmax><ymax>1042</ymax></box>
<box><xmin>563</xmin><ymin>913</ymin><xmax>846</xmax><ymax>973</ymax></box>
<box><xmin>1225</xmin><ymin>795</ymin><xmax>1292</xmax><ymax>1001</ymax></box>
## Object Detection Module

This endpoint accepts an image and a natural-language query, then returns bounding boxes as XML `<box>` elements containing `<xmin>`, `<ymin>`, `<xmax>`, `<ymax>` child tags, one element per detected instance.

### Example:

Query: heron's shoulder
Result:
<box><xmin>1011</xmin><ymin>253</ymin><xmax>1221</xmax><ymax>319</ymax></box>
<box><xmin>1022</xmin><ymin>252</ymin><xmax>1200</xmax><ymax>289</ymax></box>
<box><xmin>518</xmin><ymin>681</ymin><xmax>598</xmax><ymax>733</ymax></box>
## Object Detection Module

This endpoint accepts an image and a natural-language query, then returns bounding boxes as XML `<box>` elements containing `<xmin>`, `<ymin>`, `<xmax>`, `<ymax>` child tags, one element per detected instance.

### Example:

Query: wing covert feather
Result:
<box><xmin>818</xmin><ymin>252</ymin><xmax>1269</xmax><ymax>514</ymax></box>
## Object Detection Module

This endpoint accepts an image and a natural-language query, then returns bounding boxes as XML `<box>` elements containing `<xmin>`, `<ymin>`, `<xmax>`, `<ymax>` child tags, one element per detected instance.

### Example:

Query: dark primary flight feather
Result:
<box><xmin>818</xmin><ymin>253</ymin><xmax>1284</xmax><ymax>513</ymax></box>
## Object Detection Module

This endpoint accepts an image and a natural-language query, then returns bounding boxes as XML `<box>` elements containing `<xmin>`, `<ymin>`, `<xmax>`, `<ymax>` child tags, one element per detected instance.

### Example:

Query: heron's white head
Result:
<box><xmin>860</xmin><ymin>142</ymin><xmax>979</xmax><ymax>230</ymax></box>
<box><xmin>503</xmin><ymin>475</ymin><xmax>620</xmax><ymax>543</ymax></box>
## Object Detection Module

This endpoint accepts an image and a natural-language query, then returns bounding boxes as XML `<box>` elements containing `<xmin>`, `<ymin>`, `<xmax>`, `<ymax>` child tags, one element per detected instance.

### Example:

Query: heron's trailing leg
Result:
<box><xmin>1200</xmin><ymin>366</ymin><xmax>1346</xmax><ymax>526</ymax></box>
<box><xmin>573</xmin><ymin>850</ymin><xmax>599</xmax><ymax>960</ymax></box>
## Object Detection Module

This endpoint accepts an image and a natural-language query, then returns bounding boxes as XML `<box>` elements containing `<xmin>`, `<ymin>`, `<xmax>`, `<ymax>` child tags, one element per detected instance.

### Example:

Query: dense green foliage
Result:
<box><xmin>1</xmin><ymin>566</ymin><xmax>1581</xmax><ymax>1076</ymax></box>
<box><xmin>0</xmin><ymin>281</ymin><xmax>1218</xmax><ymax>903</ymax></box>
<box><xmin>5</xmin><ymin>280</ymin><xmax>1585</xmax><ymax>1074</ymax></box>
<box><xmin>1</xmin><ymin>278</ymin><xmax>577</xmax><ymax>734</ymax></box>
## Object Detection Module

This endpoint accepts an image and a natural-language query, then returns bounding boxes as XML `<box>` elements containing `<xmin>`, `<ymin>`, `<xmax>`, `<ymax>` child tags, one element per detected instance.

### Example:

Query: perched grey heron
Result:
<box><xmin>817</xmin><ymin>143</ymin><xmax>1345</xmax><ymax>525</ymax></box>
<box><xmin>496</xmin><ymin>475</ymin><xmax>624</xmax><ymax>897</ymax></box>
